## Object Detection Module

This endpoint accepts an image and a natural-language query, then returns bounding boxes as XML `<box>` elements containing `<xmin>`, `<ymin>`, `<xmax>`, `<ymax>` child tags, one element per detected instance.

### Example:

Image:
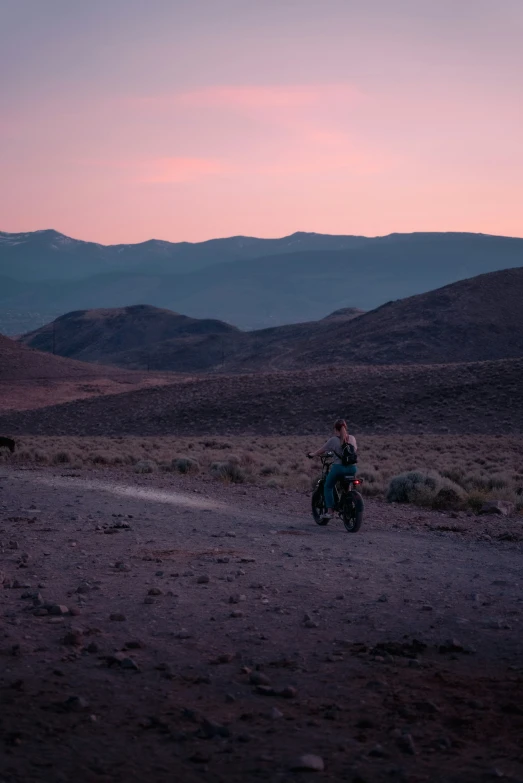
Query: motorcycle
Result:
<box><xmin>310</xmin><ymin>452</ymin><xmax>364</xmax><ymax>533</ymax></box>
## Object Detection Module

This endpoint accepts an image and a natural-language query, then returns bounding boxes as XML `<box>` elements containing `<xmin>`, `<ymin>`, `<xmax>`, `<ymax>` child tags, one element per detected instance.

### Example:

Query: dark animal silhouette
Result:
<box><xmin>0</xmin><ymin>437</ymin><xmax>15</xmax><ymax>453</ymax></box>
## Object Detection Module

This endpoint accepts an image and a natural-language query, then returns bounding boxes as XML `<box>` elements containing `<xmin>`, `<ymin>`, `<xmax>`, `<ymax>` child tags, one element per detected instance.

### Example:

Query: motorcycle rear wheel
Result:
<box><xmin>312</xmin><ymin>486</ymin><xmax>328</xmax><ymax>525</ymax></box>
<box><xmin>342</xmin><ymin>491</ymin><xmax>364</xmax><ymax>533</ymax></box>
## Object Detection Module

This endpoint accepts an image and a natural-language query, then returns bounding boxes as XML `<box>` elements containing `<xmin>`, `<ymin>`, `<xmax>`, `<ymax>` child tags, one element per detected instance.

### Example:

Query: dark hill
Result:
<box><xmin>19</xmin><ymin>305</ymin><xmax>362</xmax><ymax>372</ymax></box>
<box><xmin>321</xmin><ymin>307</ymin><xmax>366</xmax><ymax>322</ymax></box>
<box><xmin>17</xmin><ymin>268</ymin><xmax>523</xmax><ymax>372</ymax></box>
<box><xmin>284</xmin><ymin>266</ymin><xmax>523</xmax><ymax>367</ymax></box>
<box><xmin>218</xmin><ymin>267</ymin><xmax>523</xmax><ymax>371</ymax></box>
<box><xmin>19</xmin><ymin>305</ymin><xmax>239</xmax><ymax>366</ymax></box>
<box><xmin>175</xmin><ymin>266</ymin><xmax>523</xmax><ymax>371</ymax></box>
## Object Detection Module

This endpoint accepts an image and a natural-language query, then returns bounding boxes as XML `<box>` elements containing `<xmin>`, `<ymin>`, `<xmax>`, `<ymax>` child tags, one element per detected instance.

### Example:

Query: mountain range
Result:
<box><xmin>0</xmin><ymin>229</ymin><xmax>370</xmax><ymax>280</ymax></box>
<box><xmin>18</xmin><ymin>267</ymin><xmax>523</xmax><ymax>372</ymax></box>
<box><xmin>2</xmin><ymin>229</ymin><xmax>523</xmax><ymax>330</ymax></box>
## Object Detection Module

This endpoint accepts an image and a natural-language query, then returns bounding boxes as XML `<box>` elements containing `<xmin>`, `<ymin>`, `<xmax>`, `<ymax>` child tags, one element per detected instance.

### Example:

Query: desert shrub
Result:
<box><xmin>486</xmin><ymin>476</ymin><xmax>509</xmax><ymax>491</ymax></box>
<box><xmin>266</xmin><ymin>477</ymin><xmax>284</xmax><ymax>488</ymax></box>
<box><xmin>33</xmin><ymin>451</ymin><xmax>49</xmax><ymax>464</ymax></box>
<box><xmin>441</xmin><ymin>467</ymin><xmax>466</xmax><ymax>485</ymax></box>
<box><xmin>466</xmin><ymin>491</ymin><xmax>489</xmax><ymax>513</ymax></box>
<box><xmin>357</xmin><ymin>469</ymin><xmax>386</xmax><ymax>498</ymax></box>
<box><xmin>202</xmin><ymin>440</ymin><xmax>231</xmax><ymax>450</ymax></box>
<box><xmin>363</xmin><ymin>484</ymin><xmax>384</xmax><ymax>498</ymax></box>
<box><xmin>387</xmin><ymin>471</ymin><xmax>438</xmax><ymax>504</ymax></box>
<box><xmin>90</xmin><ymin>453</ymin><xmax>109</xmax><ymax>465</ymax></box>
<box><xmin>52</xmin><ymin>451</ymin><xmax>71</xmax><ymax>465</ymax></box>
<box><xmin>294</xmin><ymin>473</ymin><xmax>312</xmax><ymax>491</ymax></box>
<box><xmin>260</xmin><ymin>464</ymin><xmax>280</xmax><ymax>476</ymax></box>
<box><xmin>358</xmin><ymin>468</ymin><xmax>379</xmax><ymax>484</ymax></box>
<box><xmin>134</xmin><ymin>459</ymin><xmax>156</xmax><ymax>474</ymax></box>
<box><xmin>431</xmin><ymin>486</ymin><xmax>464</xmax><ymax>511</ymax></box>
<box><xmin>466</xmin><ymin>473</ymin><xmax>490</xmax><ymax>492</ymax></box>
<box><xmin>460</xmin><ymin>472</ymin><xmax>509</xmax><ymax>494</ymax></box>
<box><xmin>387</xmin><ymin>470</ymin><xmax>465</xmax><ymax>509</ymax></box>
<box><xmin>211</xmin><ymin>460</ymin><xmax>245</xmax><ymax>483</ymax></box>
<box><xmin>172</xmin><ymin>457</ymin><xmax>200</xmax><ymax>475</ymax></box>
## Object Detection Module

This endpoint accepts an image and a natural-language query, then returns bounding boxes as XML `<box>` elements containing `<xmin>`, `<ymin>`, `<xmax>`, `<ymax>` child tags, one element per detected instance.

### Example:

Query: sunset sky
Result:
<box><xmin>1</xmin><ymin>0</ymin><xmax>522</xmax><ymax>244</ymax></box>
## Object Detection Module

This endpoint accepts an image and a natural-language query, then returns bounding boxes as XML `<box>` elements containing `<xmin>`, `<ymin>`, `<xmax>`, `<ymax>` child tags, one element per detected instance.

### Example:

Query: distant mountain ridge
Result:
<box><xmin>2</xmin><ymin>229</ymin><xmax>523</xmax><ymax>329</ymax></box>
<box><xmin>0</xmin><ymin>228</ymin><xmax>370</xmax><ymax>280</ymax></box>
<box><xmin>18</xmin><ymin>268</ymin><xmax>523</xmax><ymax>371</ymax></box>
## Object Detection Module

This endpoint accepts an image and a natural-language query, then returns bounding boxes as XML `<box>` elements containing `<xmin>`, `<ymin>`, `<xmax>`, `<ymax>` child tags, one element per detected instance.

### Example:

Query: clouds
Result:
<box><xmin>119</xmin><ymin>82</ymin><xmax>390</xmax><ymax>184</ymax></box>
<box><xmin>0</xmin><ymin>1</ymin><xmax>522</xmax><ymax>242</ymax></box>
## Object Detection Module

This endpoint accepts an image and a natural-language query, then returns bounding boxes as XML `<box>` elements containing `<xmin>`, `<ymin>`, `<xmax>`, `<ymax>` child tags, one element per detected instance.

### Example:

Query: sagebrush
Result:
<box><xmin>1</xmin><ymin>434</ymin><xmax>522</xmax><ymax>512</ymax></box>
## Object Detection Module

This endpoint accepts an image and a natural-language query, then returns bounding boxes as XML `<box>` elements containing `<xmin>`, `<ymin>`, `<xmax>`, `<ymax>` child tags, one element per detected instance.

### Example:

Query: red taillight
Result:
<box><xmin>353</xmin><ymin>480</ymin><xmax>360</xmax><ymax>485</ymax></box>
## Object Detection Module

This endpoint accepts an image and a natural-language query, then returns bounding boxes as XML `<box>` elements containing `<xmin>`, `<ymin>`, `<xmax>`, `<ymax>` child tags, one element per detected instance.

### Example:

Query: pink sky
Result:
<box><xmin>0</xmin><ymin>0</ymin><xmax>522</xmax><ymax>243</ymax></box>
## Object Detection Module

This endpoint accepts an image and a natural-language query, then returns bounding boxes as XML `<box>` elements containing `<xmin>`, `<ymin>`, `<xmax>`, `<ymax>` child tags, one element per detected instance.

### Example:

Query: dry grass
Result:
<box><xmin>2</xmin><ymin>434</ymin><xmax>522</xmax><ymax>512</ymax></box>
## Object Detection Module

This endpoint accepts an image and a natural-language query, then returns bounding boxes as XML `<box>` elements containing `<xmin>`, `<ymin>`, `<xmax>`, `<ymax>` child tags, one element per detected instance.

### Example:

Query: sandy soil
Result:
<box><xmin>1</xmin><ymin>466</ymin><xmax>522</xmax><ymax>783</ymax></box>
<box><xmin>0</xmin><ymin>375</ymin><xmax>184</xmax><ymax>413</ymax></box>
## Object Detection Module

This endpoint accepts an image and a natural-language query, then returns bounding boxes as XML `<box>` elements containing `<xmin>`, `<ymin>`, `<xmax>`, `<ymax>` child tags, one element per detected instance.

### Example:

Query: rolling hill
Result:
<box><xmin>0</xmin><ymin>357</ymin><xmax>521</xmax><ymax>437</ymax></box>
<box><xmin>18</xmin><ymin>305</ymin><xmax>239</xmax><ymax>366</ymax></box>
<box><xmin>0</xmin><ymin>332</ymin><xmax>112</xmax><ymax>381</ymax></box>
<box><xmin>0</xmin><ymin>333</ymin><xmax>181</xmax><ymax>414</ymax></box>
<box><xmin>232</xmin><ymin>266</ymin><xmax>523</xmax><ymax>369</ymax></box>
<box><xmin>2</xmin><ymin>230</ymin><xmax>523</xmax><ymax>330</ymax></box>
<box><xmin>18</xmin><ymin>304</ymin><xmax>364</xmax><ymax>371</ymax></box>
<box><xmin>18</xmin><ymin>268</ymin><xmax>523</xmax><ymax>372</ymax></box>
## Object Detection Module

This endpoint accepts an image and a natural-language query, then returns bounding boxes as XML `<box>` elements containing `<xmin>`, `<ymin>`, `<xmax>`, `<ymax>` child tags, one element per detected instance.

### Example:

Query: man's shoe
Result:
<box><xmin>320</xmin><ymin>513</ymin><xmax>332</xmax><ymax>523</ymax></box>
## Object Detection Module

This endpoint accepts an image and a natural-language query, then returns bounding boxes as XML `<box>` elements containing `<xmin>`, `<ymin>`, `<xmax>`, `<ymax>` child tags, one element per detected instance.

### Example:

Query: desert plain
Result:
<box><xmin>1</xmin><ymin>424</ymin><xmax>522</xmax><ymax>783</ymax></box>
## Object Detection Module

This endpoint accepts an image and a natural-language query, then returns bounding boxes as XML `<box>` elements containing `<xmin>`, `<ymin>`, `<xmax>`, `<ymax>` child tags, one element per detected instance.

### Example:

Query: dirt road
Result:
<box><xmin>1</xmin><ymin>468</ymin><xmax>522</xmax><ymax>783</ymax></box>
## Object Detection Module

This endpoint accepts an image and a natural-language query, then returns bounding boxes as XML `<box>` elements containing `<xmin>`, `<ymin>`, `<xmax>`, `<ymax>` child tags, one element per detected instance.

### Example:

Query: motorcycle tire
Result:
<box><xmin>312</xmin><ymin>486</ymin><xmax>328</xmax><ymax>525</ymax></box>
<box><xmin>342</xmin><ymin>491</ymin><xmax>364</xmax><ymax>533</ymax></box>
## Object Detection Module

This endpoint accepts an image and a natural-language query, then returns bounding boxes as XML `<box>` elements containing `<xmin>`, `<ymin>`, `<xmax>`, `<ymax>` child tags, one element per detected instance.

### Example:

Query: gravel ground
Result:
<box><xmin>1</xmin><ymin>466</ymin><xmax>522</xmax><ymax>783</ymax></box>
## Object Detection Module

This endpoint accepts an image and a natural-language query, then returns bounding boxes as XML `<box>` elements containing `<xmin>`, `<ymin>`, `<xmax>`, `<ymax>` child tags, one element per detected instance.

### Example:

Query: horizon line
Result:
<box><xmin>2</xmin><ymin>227</ymin><xmax>523</xmax><ymax>247</ymax></box>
